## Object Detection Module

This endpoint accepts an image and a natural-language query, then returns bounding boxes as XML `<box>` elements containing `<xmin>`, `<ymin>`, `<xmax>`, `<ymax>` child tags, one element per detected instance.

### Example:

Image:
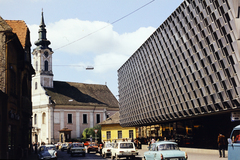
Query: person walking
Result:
<box><xmin>217</xmin><ymin>133</ymin><xmax>226</xmax><ymax>158</ymax></box>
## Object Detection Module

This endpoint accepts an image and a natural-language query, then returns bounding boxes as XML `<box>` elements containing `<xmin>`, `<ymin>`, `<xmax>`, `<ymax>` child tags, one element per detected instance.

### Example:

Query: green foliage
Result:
<box><xmin>82</xmin><ymin>125</ymin><xmax>102</xmax><ymax>142</ymax></box>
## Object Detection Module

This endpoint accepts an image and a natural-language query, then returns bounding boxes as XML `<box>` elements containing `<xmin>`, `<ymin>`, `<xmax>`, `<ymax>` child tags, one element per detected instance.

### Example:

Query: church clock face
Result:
<box><xmin>44</xmin><ymin>51</ymin><xmax>49</xmax><ymax>58</ymax></box>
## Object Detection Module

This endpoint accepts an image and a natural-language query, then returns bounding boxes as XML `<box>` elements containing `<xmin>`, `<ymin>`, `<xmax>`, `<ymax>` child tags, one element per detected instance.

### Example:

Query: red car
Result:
<box><xmin>87</xmin><ymin>143</ymin><xmax>98</xmax><ymax>153</ymax></box>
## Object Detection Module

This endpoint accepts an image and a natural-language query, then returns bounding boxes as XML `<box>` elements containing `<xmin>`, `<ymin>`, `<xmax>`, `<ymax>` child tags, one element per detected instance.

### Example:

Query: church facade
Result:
<box><xmin>31</xmin><ymin>12</ymin><xmax>119</xmax><ymax>144</ymax></box>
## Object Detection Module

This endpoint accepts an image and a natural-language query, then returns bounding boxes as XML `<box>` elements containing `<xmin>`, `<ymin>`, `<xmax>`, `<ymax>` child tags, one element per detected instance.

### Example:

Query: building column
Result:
<box><xmin>49</xmin><ymin>107</ymin><xmax>54</xmax><ymax>144</ymax></box>
<box><xmin>90</xmin><ymin>112</ymin><xmax>93</xmax><ymax>128</ymax></box>
<box><xmin>76</xmin><ymin>112</ymin><xmax>80</xmax><ymax>138</ymax></box>
<box><xmin>60</xmin><ymin>111</ymin><xmax>64</xmax><ymax>129</ymax></box>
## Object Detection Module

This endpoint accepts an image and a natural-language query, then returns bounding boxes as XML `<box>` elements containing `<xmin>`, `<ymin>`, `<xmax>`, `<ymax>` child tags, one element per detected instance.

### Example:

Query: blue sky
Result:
<box><xmin>1</xmin><ymin>0</ymin><xmax>183</xmax><ymax>99</ymax></box>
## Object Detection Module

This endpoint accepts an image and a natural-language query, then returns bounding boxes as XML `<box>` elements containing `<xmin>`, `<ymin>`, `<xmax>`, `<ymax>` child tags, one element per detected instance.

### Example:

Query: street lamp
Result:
<box><xmin>86</xmin><ymin>66</ymin><xmax>94</xmax><ymax>70</ymax></box>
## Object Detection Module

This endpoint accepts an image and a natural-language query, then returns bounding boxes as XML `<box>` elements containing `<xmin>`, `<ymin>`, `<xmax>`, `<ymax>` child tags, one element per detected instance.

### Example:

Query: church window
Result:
<box><xmin>44</xmin><ymin>60</ymin><xmax>48</xmax><ymax>71</ymax></box>
<box><xmin>34</xmin><ymin>114</ymin><xmax>37</xmax><ymax>125</ymax></box>
<box><xmin>83</xmin><ymin>114</ymin><xmax>87</xmax><ymax>124</ymax></box>
<box><xmin>42</xmin><ymin>113</ymin><xmax>46</xmax><ymax>124</ymax></box>
<box><xmin>96</xmin><ymin>114</ymin><xmax>100</xmax><ymax>123</ymax></box>
<box><xmin>68</xmin><ymin>114</ymin><xmax>72</xmax><ymax>123</ymax></box>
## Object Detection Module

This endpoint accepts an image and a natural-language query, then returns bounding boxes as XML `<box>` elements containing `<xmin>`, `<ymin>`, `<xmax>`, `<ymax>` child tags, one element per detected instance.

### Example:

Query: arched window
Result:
<box><xmin>42</xmin><ymin>113</ymin><xmax>46</xmax><ymax>124</ymax></box>
<box><xmin>44</xmin><ymin>61</ymin><xmax>48</xmax><ymax>71</ymax></box>
<box><xmin>34</xmin><ymin>114</ymin><xmax>37</xmax><ymax>125</ymax></box>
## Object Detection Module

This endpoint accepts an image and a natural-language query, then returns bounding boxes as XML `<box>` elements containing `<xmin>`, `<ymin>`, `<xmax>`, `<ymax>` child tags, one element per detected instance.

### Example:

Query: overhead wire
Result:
<box><xmin>54</xmin><ymin>0</ymin><xmax>155</xmax><ymax>51</ymax></box>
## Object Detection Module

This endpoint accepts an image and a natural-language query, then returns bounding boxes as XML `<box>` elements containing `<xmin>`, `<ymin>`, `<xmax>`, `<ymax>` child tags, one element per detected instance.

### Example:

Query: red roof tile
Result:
<box><xmin>5</xmin><ymin>20</ymin><xmax>28</xmax><ymax>48</ymax></box>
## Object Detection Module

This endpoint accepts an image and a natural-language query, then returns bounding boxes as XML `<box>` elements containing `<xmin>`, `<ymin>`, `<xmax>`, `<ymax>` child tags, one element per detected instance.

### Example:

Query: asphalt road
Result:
<box><xmin>56</xmin><ymin>149</ymin><xmax>227</xmax><ymax>160</ymax></box>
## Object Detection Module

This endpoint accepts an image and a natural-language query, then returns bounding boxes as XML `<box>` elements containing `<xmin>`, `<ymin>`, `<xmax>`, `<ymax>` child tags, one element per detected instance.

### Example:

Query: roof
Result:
<box><xmin>59</xmin><ymin>128</ymin><xmax>72</xmax><ymax>132</ymax></box>
<box><xmin>99</xmin><ymin>111</ymin><xmax>120</xmax><ymax>125</ymax></box>
<box><xmin>5</xmin><ymin>20</ymin><xmax>28</xmax><ymax>48</ymax></box>
<box><xmin>0</xmin><ymin>16</ymin><xmax>12</xmax><ymax>32</ymax></box>
<box><xmin>45</xmin><ymin>81</ymin><xmax>119</xmax><ymax>108</ymax></box>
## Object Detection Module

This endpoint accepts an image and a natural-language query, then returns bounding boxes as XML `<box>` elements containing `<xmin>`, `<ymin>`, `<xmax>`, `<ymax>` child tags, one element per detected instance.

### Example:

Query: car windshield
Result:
<box><xmin>105</xmin><ymin>143</ymin><xmax>114</xmax><ymax>148</ymax></box>
<box><xmin>120</xmin><ymin>143</ymin><xmax>134</xmax><ymax>149</ymax></box>
<box><xmin>45</xmin><ymin>146</ymin><xmax>55</xmax><ymax>150</ymax></box>
<box><xmin>73</xmin><ymin>143</ymin><xmax>84</xmax><ymax>147</ymax></box>
<box><xmin>157</xmin><ymin>144</ymin><xmax>179</xmax><ymax>151</ymax></box>
<box><xmin>231</xmin><ymin>130</ymin><xmax>240</xmax><ymax>143</ymax></box>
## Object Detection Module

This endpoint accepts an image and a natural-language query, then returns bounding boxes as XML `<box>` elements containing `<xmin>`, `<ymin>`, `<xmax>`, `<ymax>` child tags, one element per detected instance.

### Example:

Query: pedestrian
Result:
<box><xmin>35</xmin><ymin>143</ymin><xmax>38</xmax><ymax>154</ymax></box>
<box><xmin>151</xmin><ymin>138</ymin><xmax>156</xmax><ymax>144</ymax></box>
<box><xmin>217</xmin><ymin>133</ymin><xmax>226</xmax><ymax>158</ymax></box>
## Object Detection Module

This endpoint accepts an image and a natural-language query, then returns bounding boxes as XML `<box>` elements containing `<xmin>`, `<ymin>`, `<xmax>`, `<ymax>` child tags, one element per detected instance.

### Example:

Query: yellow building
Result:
<box><xmin>100</xmin><ymin>112</ymin><xmax>136</xmax><ymax>142</ymax></box>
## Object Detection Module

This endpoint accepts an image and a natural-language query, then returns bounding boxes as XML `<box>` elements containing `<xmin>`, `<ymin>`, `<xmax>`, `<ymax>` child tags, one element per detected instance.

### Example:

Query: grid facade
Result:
<box><xmin>118</xmin><ymin>0</ymin><xmax>240</xmax><ymax>127</ymax></box>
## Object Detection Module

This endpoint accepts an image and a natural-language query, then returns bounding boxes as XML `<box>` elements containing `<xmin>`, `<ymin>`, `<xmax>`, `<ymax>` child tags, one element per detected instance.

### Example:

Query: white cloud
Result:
<box><xmin>28</xmin><ymin>18</ymin><xmax>156</xmax><ymax>74</ymax></box>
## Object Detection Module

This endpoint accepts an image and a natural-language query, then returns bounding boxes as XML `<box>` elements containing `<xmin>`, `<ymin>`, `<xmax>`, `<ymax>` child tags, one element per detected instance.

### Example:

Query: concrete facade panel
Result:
<box><xmin>118</xmin><ymin>0</ymin><xmax>240</xmax><ymax>127</ymax></box>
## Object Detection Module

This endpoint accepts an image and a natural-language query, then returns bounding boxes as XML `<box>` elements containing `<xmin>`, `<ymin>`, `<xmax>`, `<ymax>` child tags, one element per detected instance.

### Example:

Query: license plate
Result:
<box><xmin>170</xmin><ymin>158</ymin><xmax>178</xmax><ymax>160</ymax></box>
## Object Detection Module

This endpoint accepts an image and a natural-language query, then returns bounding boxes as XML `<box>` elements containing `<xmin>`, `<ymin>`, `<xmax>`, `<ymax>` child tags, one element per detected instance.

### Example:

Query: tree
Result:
<box><xmin>82</xmin><ymin>125</ymin><xmax>102</xmax><ymax>142</ymax></box>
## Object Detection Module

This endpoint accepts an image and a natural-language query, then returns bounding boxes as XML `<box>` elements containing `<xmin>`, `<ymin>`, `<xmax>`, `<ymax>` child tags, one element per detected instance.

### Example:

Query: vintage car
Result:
<box><xmin>38</xmin><ymin>145</ymin><xmax>58</xmax><ymax>160</ymax></box>
<box><xmin>60</xmin><ymin>143</ymin><xmax>68</xmax><ymax>151</ymax></box>
<box><xmin>101</xmin><ymin>142</ymin><xmax>114</xmax><ymax>158</ymax></box>
<box><xmin>111</xmin><ymin>142</ymin><xmax>138</xmax><ymax>160</ymax></box>
<box><xmin>70</xmin><ymin>143</ymin><xmax>85</xmax><ymax>157</ymax></box>
<box><xmin>143</xmin><ymin>141</ymin><xmax>188</xmax><ymax>160</ymax></box>
<box><xmin>228</xmin><ymin>125</ymin><xmax>240</xmax><ymax>160</ymax></box>
<box><xmin>87</xmin><ymin>142</ymin><xmax>98</xmax><ymax>153</ymax></box>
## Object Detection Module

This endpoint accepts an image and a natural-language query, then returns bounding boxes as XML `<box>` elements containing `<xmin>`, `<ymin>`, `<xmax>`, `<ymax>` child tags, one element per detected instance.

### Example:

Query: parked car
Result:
<box><xmin>228</xmin><ymin>125</ymin><xmax>240</xmax><ymax>160</ymax></box>
<box><xmin>38</xmin><ymin>145</ymin><xmax>58</xmax><ymax>160</ymax></box>
<box><xmin>60</xmin><ymin>143</ymin><xmax>68</xmax><ymax>151</ymax></box>
<box><xmin>55</xmin><ymin>142</ymin><xmax>61</xmax><ymax>150</ymax></box>
<box><xmin>111</xmin><ymin>142</ymin><xmax>138</xmax><ymax>160</ymax></box>
<box><xmin>70</xmin><ymin>142</ymin><xmax>85</xmax><ymax>157</ymax></box>
<box><xmin>143</xmin><ymin>141</ymin><xmax>188</xmax><ymax>160</ymax></box>
<box><xmin>87</xmin><ymin>142</ymin><xmax>98</xmax><ymax>153</ymax></box>
<box><xmin>101</xmin><ymin>142</ymin><xmax>114</xmax><ymax>158</ymax></box>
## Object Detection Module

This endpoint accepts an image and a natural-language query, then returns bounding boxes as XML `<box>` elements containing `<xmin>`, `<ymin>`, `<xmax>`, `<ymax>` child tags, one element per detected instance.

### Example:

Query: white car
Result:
<box><xmin>143</xmin><ymin>141</ymin><xmax>188</xmax><ymax>160</ymax></box>
<box><xmin>70</xmin><ymin>143</ymin><xmax>85</xmax><ymax>157</ymax></box>
<box><xmin>38</xmin><ymin>145</ymin><xmax>58</xmax><ymax>160</ymax></box>
<box><xmin>102</xmin><ymin>142</ymin><xmax>114</xmax><ymax>158</ymax></box>
<box><xmin>111</xmin><ymin>142</ymin><xmax>138</xmax><ymax>160</ymax></box>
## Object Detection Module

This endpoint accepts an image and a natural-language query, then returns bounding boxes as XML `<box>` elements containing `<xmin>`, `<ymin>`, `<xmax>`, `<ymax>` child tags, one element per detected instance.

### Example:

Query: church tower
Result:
<box><xmin>32</xmin><ymin>11</ymin><xmax>53</xmax><ymax>88</ymax></box>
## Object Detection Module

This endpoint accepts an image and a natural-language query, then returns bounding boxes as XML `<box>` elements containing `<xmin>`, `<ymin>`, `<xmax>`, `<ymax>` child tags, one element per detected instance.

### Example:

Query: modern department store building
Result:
<box><xmin>118</xmin><ymin>0</ymin><xmax>240</xmax><ymax>148</ymax></box>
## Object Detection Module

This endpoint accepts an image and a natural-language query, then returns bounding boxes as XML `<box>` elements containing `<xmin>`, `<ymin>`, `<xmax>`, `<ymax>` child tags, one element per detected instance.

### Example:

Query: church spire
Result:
<box><xmin>34</xmin><ymin>10</ymin><xmax>52</xmax><ymax>51</ymax></box>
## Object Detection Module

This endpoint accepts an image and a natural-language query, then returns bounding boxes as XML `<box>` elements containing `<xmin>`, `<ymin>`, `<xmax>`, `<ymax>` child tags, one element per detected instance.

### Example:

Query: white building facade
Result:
<box><xmin>31</xmin><ymin>12</ymin><xmax>119</xmax><ymax>144</ymax></box>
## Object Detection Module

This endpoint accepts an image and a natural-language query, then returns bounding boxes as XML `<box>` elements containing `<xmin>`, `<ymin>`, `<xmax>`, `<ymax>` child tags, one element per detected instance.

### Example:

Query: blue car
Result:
<box><xmin>143</xmin><ymin>141</ymin><xmax>188</xmax><ymax>160</ymax></box>
<box><xmin>228</xmin><ymin>125</ymin><xmax>240</xmax><ymax>160</ymax></box>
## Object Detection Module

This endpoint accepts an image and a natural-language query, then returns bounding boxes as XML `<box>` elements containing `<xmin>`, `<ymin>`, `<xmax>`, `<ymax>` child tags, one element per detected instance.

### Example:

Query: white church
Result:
<box><xmin>31</xmin><ymin>12</ymin><xmax>119</xmax><ymax>144</ymax></box>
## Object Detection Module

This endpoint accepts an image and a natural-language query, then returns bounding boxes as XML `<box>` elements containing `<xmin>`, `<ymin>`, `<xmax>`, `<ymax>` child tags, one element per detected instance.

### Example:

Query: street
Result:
<box><xmin>54</xmin><ymin>149</ymin><xmax>227</xmax><ymax>160</ymax></box>
<box><xmin>56</xmin><ymin>150</ymin><xmax>142</xmax><ymax>160</ymax></box>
